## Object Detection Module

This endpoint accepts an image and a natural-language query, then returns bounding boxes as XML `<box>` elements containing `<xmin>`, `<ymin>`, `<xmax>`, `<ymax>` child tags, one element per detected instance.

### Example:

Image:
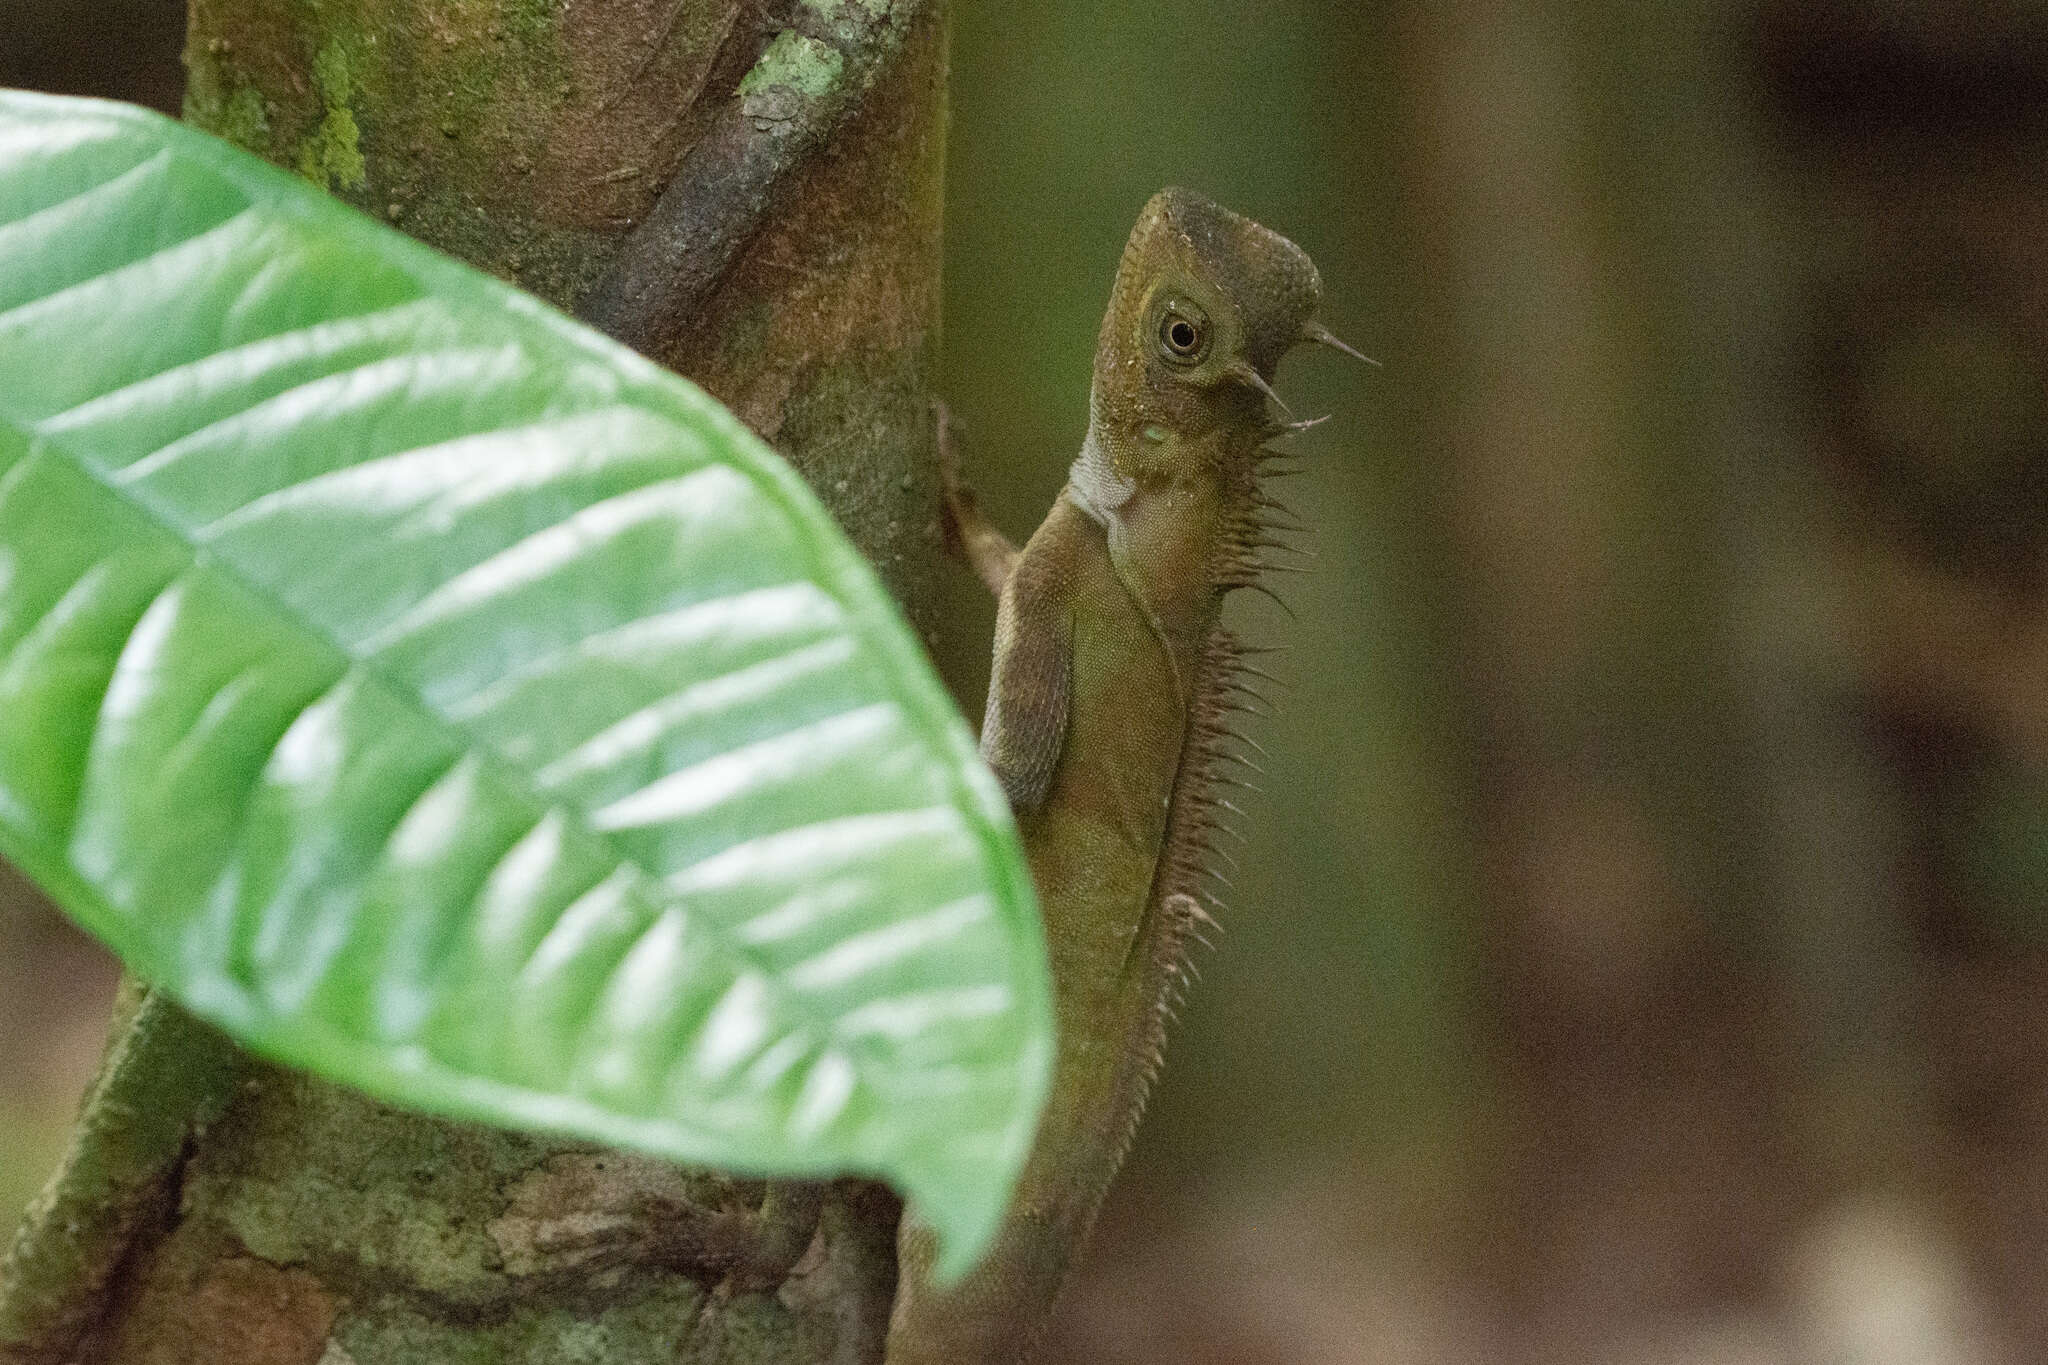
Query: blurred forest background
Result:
<box><xmin>6</xmin><ymin>1</ymin><xmax>2048</xmax><ymax>1361</ymax></box>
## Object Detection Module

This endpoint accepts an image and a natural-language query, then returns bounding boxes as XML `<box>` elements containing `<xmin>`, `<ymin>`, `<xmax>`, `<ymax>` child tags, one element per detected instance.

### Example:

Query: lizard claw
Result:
<box><xmin>933</xmin><ymin>398</ymin><xmax>965</xmax><ymax>488</ymax></box>
<box><xmin>932</xmin><ymin>398</ymin><xmax>970</xmax><ymax>561</ymax></box>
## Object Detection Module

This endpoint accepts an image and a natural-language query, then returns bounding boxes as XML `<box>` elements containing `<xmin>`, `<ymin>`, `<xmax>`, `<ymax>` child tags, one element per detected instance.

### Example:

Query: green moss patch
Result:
<box><xmin>296</xmin><ymin>36</ymin><xmax>367</xmax><ymax>191</ymax></box>
<box><xmin>738</xmin><ymin>32</ymin><xmax>845</xmax><ymax>102</ymax></box>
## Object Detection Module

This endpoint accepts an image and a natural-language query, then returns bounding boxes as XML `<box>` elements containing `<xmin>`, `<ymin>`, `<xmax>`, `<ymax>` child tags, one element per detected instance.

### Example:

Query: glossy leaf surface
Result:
<box><xmin>0</xmin><ymin>90</ymin><xmax>1048</xmax><ymax>1275</ymax></box>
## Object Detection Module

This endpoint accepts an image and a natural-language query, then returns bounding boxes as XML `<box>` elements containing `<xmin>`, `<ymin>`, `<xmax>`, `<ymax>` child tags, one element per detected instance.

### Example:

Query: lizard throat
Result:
<box><xmin>1063</xmin><ymin>412</ymin><xmax>1196</xmax><ymax>714</ymax></box>
<box><xmin>1063</xmin><ymin>404</ymin><xmax>1134</xmax><ymax>527</ymax></box>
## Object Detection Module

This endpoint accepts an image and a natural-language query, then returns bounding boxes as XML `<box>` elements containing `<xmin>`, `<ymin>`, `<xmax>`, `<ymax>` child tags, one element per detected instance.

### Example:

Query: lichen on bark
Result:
<box><xmin>298</xmin><ymin>39</ymin><xmax>367</xmax><ymax>190</ymax></box>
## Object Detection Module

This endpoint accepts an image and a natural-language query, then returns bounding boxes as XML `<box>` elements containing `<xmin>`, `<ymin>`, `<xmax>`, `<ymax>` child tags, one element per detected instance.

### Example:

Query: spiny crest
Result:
<box><xmin>1149</xmin><ymin>628</ymin><xmax>1273</xmax><ymax>975</ymax></box>
<box><xmin>1115</xmin><ymin>191</ymin><xmax>1367</xmax><ymax>1158</ymax></box>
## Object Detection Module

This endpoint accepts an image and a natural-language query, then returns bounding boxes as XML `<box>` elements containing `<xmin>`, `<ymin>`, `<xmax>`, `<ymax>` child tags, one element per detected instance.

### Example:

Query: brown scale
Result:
<box><xmin>889</xmin><ymin>188</ymin><xmax>1366</xmax><ymax>1365</ymax></box>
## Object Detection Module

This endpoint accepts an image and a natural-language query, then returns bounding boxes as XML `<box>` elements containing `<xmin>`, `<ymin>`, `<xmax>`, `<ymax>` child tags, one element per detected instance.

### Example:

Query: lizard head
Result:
<box><xmin>1089</xmin><ymin>188</ymin><xmax>1355</xmax><ymax>469</ymax></box>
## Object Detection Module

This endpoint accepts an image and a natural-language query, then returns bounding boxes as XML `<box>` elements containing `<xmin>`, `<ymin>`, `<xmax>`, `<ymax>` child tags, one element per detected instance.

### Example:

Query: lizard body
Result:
<box><xmin>887</xmin><ymin>188</ymin><xmax>1357</xmax><ymax>1364</ymax></box>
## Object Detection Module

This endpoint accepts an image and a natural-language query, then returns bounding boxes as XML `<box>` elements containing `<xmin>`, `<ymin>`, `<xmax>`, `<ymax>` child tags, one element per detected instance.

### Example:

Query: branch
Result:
<box><xmin>578</xmin><ymin>0</ymin><xmax>922</xmax><ymax>354</ymax></box>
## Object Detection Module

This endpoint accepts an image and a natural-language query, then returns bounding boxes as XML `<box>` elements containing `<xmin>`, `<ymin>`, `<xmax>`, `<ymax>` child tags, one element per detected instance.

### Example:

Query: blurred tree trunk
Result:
<box><xmin>22</xmin><ymin>3</ymin><xmax>952</xmax><ymax>1362</ymax></box>
<box><xmin>1389</xmin><ymin>0</ymin><xmax>1868</xmax><ymax>1344</ymax></box>
<box><xmin>1758</xmin><ymin>4</ymin><xmax>2048</xmax><ymax>1352</ymax></box>
<box><xmin>1395</xmin><ymin>0</ymin><xmax>2048</xmax><ymax>1352</ymax></box>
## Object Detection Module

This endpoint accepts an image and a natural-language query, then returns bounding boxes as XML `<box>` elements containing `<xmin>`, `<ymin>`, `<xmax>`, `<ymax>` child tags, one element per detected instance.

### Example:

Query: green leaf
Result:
<box><xmin>0</xmin><ymin>89</ymin><xmax>1048</xmax><ymax>1277</ymax></box>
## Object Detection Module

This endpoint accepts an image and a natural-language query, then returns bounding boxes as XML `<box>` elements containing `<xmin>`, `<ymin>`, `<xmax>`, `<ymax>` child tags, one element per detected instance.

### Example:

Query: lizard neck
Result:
<box><xmin>1066</xmin><ymin>406</ymin><xmax>1263</xmax><ymax>694</ymax></box>
<box><xmin>1064</xmin><ymin>399</ymin><xmax>1133</xmax><ymax>527</ymax></box>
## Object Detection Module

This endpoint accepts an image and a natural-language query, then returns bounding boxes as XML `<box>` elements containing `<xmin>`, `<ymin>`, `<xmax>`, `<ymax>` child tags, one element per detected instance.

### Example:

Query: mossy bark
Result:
<box><xmin>42</xmin><ymin>2</ymin><xmax>950</xmax><ymax>1361</ymax></box>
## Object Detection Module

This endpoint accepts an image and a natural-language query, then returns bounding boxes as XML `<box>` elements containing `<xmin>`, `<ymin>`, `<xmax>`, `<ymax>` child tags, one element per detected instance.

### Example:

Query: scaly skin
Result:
<box><xmin>887</xmin><ymin>188</ymin><xmax>1357</xmax><ymax>1364</ymax></box>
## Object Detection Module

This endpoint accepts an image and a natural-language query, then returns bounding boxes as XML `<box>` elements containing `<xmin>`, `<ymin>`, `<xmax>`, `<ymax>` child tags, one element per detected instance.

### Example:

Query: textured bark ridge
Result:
<box><xmin>25</xmin><ymin>2</ymin><xmax>951</xmax><ymax>1361</ymax></box>
<box><xmin>77</xmin><ymin>1072</ymin><xmax>901</xmax><ymax>1365</ymax></box>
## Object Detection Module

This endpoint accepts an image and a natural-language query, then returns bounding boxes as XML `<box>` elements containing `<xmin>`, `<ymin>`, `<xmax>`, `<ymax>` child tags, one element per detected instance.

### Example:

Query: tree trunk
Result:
<box><xmin>40</xmin><ymin>2</ymin><xmax>950</xmax><ymax>1361</ymax></box>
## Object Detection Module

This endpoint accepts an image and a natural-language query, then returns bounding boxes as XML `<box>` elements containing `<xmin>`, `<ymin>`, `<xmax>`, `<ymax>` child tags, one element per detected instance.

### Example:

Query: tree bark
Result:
<box><xmin>31</xmin><ymin>2</ymin><xmax>951</xmax><ymax>1361</ymax></box>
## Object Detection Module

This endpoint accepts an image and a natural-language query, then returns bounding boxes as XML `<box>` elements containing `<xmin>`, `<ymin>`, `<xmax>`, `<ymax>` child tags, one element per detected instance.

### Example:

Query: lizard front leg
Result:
<box><xmin>934</xmin><ymin>403</ymin><xmax>1020</xmax><ymax>597</ymax></box>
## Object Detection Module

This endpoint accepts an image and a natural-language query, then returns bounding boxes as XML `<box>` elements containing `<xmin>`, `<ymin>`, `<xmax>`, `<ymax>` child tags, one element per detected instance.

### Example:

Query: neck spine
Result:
<box><xmin>1107</xmin><ymin>417</ymin><xmax>1302</xmax><ymax>1174</ymax></box>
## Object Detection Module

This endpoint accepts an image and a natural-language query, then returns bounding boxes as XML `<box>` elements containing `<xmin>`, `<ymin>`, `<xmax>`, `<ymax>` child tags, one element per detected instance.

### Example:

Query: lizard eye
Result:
<box><xmin>1157</xmin><ymin>302</ymin><xmax>1210</xmax><ymax>365</ymax></box>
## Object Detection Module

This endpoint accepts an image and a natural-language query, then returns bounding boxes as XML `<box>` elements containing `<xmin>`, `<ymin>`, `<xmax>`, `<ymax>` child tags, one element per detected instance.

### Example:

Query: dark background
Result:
<box><xmin>7</xmin><ymin>2</ymin><xmax>2048</xmax><ymax>1360</ymax></box>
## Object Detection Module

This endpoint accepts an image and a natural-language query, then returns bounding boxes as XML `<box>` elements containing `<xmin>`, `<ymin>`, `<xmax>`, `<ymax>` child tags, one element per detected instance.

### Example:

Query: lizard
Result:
<box><xmin>885</xmin><ymin>187</ymin><xmax>1366</xmax><ymax>1364</ymax></box>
